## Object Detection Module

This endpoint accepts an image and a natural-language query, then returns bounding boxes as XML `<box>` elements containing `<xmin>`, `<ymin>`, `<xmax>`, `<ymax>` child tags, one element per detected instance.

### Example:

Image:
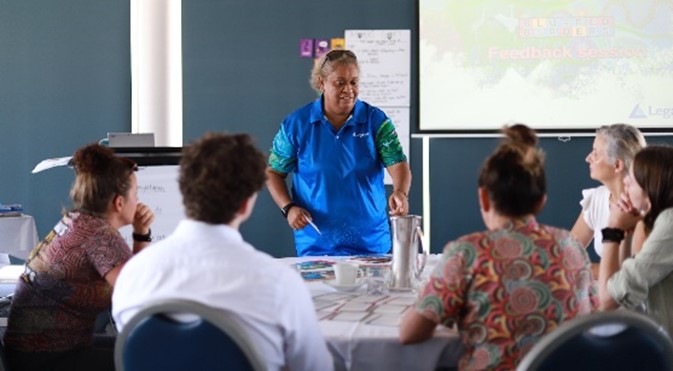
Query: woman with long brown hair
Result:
<box><xmin>599</xmin><ymin>145</ymin><xmax>673</xmax><ymax>336</ymax></box>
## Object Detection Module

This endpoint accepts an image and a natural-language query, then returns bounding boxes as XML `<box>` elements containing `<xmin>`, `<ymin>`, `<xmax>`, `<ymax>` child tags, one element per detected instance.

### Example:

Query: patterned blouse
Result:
<box><xmin>416</xmin><ymin>217</ymin><xmax>598</xmax><ymax>370</ymax></box>
<box><xmin>4</xmin><ymin>212</ymin><xmax>132</xmax><ymax>352</ymax></box>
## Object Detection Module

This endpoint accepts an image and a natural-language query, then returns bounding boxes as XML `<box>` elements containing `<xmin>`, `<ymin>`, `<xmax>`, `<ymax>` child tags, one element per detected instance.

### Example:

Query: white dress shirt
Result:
<box><xmin>112</xmin><ymin>219</ymin><xmax>333</xmax><ymax>371</ymax></box>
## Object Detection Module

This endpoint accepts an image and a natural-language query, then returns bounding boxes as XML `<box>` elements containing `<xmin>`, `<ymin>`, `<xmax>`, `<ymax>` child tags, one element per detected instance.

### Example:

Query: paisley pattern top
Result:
<box><xmin>4</xmin><ymin>212</ymin><xmax>132</xmax><ymax>352</ymax></box>
<box><xmin>416</xmin><ymin>217</ymin><xmax>598</xmax><ymax>370</ymax></box>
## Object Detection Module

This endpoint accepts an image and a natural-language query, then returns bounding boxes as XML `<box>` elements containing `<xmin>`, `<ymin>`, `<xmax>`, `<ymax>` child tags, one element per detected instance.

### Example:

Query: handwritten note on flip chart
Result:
<box><xmin>345</xmin><ymin>30</ymin><xmax>411</xmax><ymax>107</ymax></box>
<box><xmin>119</xmin><ymin>165</ymin><xmax>184</xmax><ymax>246</ymax></box>
<box><xmin>346</xmin><ymin>30</ymin><xmax>411</xmax><ymax>185</ymax></box>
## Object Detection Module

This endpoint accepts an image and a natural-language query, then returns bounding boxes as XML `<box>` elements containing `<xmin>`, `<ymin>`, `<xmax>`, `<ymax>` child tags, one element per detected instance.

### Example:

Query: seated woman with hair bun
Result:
<box><xmin>400</xmin><ymin>124</ymin><xmax>598</xmax><ymax>370</ymax></box>
<box><xmin>3</xmin><ymin>143</ymin><xmax>154</xmax><ymax>371</ymax></box>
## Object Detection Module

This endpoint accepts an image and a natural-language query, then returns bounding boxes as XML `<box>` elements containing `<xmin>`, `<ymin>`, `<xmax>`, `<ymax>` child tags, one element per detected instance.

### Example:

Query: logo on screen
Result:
<box><xmin>629</xmin><ymin>104</ymin><xmax>647</xmax><ymax>119</ymax></box>
<box><xmin>631</xmin><ymin>105</ymin><xmax>673</xmax><ymax>120</ymax></box>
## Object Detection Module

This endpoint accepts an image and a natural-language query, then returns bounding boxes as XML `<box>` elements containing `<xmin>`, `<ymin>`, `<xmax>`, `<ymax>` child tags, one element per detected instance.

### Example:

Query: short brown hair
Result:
<box><xmin>70</xmin><ymin>144</ymin><xmax>137</xmax><ymax>216</ymax></box>
<box><xmin>478</xmin><ymin>124</ymin><xmax>546</xmax><ymax>217</ymax></box>
<box><xmin>179</xmin><ymin>132</ymin><xmax>267</xmax><ymax>224</ymax></box>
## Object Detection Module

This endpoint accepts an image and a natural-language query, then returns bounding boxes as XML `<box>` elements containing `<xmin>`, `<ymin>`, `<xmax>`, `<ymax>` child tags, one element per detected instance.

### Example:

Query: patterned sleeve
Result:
<box><xmin>86</xmin><ymin>226</ymin><xmax>133</xmax><ymax>278</ymax></box>
<box><xmin>557</xmin><ymin>231</ymin><xmax>600</xmax><ymax>313</ymax></box>
<box><xmin>268</xmin><ymin>123</ymin><xmax>297</xmax><ymax>174</ymax></box>
<box><xmin>375</xmin><ymin>119</ymin><xmax>407</xmax><ymax>167</ymax></box>
<box><xmin>416</xmin><ymin>239</ymin><xmax>476</xmax><ymax>327</ymax></box>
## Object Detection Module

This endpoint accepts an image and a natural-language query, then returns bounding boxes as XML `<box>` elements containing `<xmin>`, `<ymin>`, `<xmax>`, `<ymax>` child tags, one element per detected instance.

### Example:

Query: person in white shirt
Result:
<box><xmin>112</xmin><ymin>132</ymin><xmax>334</xmax><ymax>371</ymax></box>
<box><xmin>571</xmin><ymin>124</ymin><xmax>646</xmax><ymax>262</ymax></box>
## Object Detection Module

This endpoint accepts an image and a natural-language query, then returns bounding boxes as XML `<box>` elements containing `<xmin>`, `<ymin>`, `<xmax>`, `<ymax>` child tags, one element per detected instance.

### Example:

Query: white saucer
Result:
<box><xmin>323</xmin><ymin>280</ymin><xmax>365</xmax><ymax>292</ymax></box>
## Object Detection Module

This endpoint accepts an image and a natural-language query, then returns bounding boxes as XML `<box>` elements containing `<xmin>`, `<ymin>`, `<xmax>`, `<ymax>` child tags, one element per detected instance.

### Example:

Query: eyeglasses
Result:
<box><xmin>320</xmin><ymin>49</ymin><xmax>357</xmax><ymax>69</ymax></box>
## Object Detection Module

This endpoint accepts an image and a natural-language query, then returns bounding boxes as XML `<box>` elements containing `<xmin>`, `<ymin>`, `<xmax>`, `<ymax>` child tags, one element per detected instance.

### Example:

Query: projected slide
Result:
<box><xmin>419</xmin><ymin>0</ymin><xmax>673</xmax><ymax>132</ymax></box>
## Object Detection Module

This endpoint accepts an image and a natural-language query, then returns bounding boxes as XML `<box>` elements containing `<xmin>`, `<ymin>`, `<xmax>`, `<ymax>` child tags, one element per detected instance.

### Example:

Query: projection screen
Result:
<box><xmin>418</xmin><ymin>0</ymin><xmax>673</xmax><ymax>134</ymax></box>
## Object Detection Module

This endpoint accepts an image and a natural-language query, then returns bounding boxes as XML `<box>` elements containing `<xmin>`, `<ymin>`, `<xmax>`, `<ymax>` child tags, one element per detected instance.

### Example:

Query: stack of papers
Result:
<box><xmin>293</xmin><ymin>260</ymin><xmax>336</xmax><ymax>281</ymax></box>
<box><xmin>0</xmin><ymin>204</ymin><xmax>23</xmax><ymax>217</ymax></box>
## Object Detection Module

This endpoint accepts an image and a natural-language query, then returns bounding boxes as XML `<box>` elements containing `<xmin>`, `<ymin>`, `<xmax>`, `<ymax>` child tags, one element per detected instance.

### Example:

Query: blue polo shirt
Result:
<box><xmin>269</xmin><ymin>97</ymin><xmax>407</xmax><ymax>256</ymax></box>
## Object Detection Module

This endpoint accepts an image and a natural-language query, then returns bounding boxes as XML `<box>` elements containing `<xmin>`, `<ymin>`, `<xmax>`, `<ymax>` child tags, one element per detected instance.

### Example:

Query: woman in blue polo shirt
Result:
<box><xmin>267</xmin><ymin>49</ymin><xmax>412</xmax><ymax>256</ymax></box>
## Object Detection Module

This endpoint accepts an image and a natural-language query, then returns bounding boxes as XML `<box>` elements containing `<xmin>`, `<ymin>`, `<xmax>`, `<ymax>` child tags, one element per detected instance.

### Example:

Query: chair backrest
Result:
<box><xmin>517</xmin><ymin>310</ymin><xmax>673</xmax><ymax>371</ymax></box>
<box><xmin>114</xmin><ymin>299</ymin><xmax>266</xmax><ymax>371</ymax></box>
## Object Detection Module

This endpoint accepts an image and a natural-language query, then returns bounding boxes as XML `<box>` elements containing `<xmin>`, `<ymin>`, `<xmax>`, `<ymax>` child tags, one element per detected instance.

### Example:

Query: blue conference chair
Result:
<box><xmin>516</xmin><ymin>310</ymin><xmax>673</xmax><ymax>371</ymax></box>
<box><xmin>114</xmin><ymin>299</ymin><xmax>265</xmax><ymax>371</ymax></box>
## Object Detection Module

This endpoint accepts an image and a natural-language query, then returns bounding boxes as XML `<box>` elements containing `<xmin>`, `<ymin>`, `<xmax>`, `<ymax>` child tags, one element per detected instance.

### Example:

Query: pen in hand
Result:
<box><xmin>306</xmin><ymin>218</ymin><xmax>321</xmax><ymax>235</ymax></box>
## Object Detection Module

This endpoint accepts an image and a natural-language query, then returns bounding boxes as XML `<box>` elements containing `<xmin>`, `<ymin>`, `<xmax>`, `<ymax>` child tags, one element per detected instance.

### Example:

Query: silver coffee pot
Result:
<box><xmin>390</xmin><ymin>215</ymin><xmax>429</xmax><ymax>290</ymax></box>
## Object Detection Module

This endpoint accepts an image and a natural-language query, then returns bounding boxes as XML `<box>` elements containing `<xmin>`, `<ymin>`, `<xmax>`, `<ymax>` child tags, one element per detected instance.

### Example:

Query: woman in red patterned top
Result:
<box><xmin>400</xmin><ymin>124</ymin><xmax>598</xmax><ymax>370</ymax></box>
<box><xmin>4</xmin><ymin>143</ymin><xmax>154</xmax><ymax>371</ymax></box>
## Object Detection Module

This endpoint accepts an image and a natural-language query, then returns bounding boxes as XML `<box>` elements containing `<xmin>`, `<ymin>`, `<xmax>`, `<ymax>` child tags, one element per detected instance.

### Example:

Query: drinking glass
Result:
<box><xmin>366</xmin><ymin>265</ymin><xmax>391</xmax><ymax>295</ymax></box>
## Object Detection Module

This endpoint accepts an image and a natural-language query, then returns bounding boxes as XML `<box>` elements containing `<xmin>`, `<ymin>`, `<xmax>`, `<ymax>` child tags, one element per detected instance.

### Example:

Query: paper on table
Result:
<box><xmin>301</xmin><ymin>271</ymin><xmax>335</xmax><ymax>281</ymax></box>
<box><xmin>296</xmin><ymin>260</ymin><xmax>335</xmax><ymax>281</ymax></box>
<box><xmin>0</xmin><ymin>265</ymin><xmax>24</xmax><ymax>283</ymax></box>
<box><xmin>294</xmin><ymin>260</ymin><xmax>334</xmax><ymax>270</ymax></box>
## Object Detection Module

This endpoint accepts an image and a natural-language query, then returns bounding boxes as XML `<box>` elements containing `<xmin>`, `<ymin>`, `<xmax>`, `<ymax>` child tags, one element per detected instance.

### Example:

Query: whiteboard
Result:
<box><xmin>119</xmin><ymin>165</ymin><xmax>184</xmax><ymax>246</ymax></box>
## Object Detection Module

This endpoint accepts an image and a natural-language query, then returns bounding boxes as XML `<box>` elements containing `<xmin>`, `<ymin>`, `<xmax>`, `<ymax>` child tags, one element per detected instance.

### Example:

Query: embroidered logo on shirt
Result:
<box><xmin>353</xmin><ymin>132</ymin><xmax>370</xmax><ymax>138</ymax></box>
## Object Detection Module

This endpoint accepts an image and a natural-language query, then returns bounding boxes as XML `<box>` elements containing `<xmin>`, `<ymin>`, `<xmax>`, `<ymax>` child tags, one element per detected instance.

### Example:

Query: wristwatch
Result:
<box><xmin>281</xmin><ymin>202</ymin><xmax>297</xmax><ymax>218</ymax></box>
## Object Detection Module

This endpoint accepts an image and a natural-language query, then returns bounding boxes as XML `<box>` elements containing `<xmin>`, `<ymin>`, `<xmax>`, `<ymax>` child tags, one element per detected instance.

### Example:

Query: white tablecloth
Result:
<box><xmin>0</xmin><ymin>215</ymin><xmax>38</xmax><ymax>260</ymax></box>
<box><xmin>282</xmin><ymin>256</ymin><xmax>465</xmax><ymax>371</ymax></box>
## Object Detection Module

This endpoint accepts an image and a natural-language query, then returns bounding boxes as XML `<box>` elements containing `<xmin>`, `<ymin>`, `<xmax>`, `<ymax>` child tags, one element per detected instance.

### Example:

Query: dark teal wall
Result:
<box><xmin>181</xmin><ymin>0</ymin><xmax>420</xmax><ymax>257</ymax></box>
<box><xmin>3</xmin><ymin>0</ymin><xmax>672</xmax><ymax>259</ymax></box>
<box><xmin>0</xmin><ymin>0</ymin><xmax>130</xmax><ymax>243</ymax></box>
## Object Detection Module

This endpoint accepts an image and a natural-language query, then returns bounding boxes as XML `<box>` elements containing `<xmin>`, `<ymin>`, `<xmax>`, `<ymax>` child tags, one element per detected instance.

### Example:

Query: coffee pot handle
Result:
<box><xmin>415</xmin><ymin>226</ymin><xmax>429</xmax><ymax>279</ymax></box>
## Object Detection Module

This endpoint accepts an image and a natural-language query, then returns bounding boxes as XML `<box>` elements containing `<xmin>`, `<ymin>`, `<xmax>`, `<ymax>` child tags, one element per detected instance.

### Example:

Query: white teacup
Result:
<box><xmin>333</xmin><ymin>262</ymin><xmax>359</xmax><ymax>285</ymax></box>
